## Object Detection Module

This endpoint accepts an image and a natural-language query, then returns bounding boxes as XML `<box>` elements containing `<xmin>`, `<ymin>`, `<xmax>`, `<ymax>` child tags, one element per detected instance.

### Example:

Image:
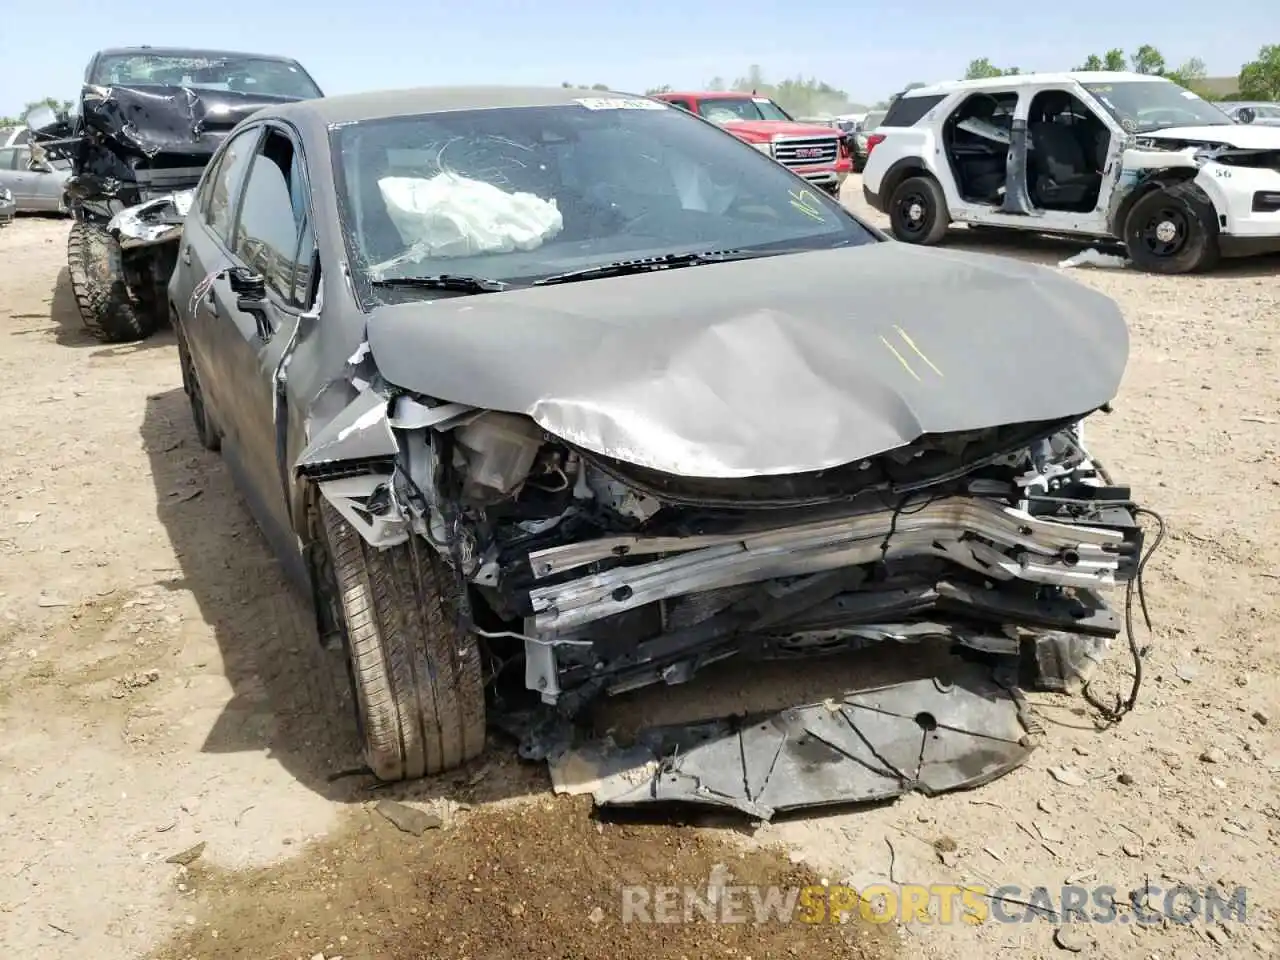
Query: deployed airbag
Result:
<box><xmin>376</xmin><ymin>172</ymin><xmax>564</xmax><ymax>262</ymax></box>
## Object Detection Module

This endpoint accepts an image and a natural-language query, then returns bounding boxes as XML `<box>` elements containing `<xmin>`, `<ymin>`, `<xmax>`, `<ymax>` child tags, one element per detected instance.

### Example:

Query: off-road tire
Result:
<box><xmin>888</xmin><ymin>175</ymin><xmax>950</xmax><ymax>245</ymax></box>
<box><xmin>1122</xmin><ymin>185</ymin><xmax>1221</xmax><ymax>275</ymax></box>
<box><xmin>320</xmin><ymin>501</ymin><xmax>486</xmax><ymax>781</ymax></box>
<box><xmin>66</xmin><ymin>220</ymin><xmax>158</xmax><ymax>343</ymax></box>
<box><xmin>174</xmin><ymin>317</ymin><xmax>220</xmax><ymax>451</ymax></box>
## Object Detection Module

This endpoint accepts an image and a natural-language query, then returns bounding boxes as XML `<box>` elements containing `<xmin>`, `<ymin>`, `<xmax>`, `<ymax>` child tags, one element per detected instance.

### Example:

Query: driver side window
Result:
<box><xmin>231</xmin><ymin>129</ymin><xmax>318</xmax><ymax>308</ymax></box>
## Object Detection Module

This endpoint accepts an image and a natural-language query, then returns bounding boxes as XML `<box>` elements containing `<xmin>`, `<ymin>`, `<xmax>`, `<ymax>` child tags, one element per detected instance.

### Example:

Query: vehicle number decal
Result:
<box><xmin>574</xmin><ymin>97</ymin><xmax>665</xmax><ymax>110</ymax></box>
<box><xmin>1213</xmin><ymin>167</ymin><xmax>1231</xmax><ymax>177</ymax></box>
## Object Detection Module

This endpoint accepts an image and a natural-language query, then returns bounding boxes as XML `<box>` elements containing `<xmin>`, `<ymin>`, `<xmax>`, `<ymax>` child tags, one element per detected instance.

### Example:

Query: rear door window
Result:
<box><xmin>883</xmin><ymin>95</ymin><xmax>946</xmax><ymax>128</ymax></box>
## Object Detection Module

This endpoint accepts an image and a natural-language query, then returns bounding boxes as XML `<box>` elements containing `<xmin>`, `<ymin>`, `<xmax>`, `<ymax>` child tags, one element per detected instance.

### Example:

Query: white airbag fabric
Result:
<box><xmin>377</xmin><ymin>173</ymin><xmax>564</xmax><ymax>259</ymax></box>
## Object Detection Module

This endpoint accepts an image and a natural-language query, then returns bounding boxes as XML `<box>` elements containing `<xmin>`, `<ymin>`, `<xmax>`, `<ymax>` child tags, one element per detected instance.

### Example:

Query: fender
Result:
<box><xmin>875</xmin><ymin>156</ymin><xmax>932</xmax><ymax>207</ymax></box>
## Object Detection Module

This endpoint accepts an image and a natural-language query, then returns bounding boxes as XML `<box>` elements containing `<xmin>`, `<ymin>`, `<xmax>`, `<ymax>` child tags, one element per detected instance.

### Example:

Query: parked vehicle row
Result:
<box><xmin>0</xmin><ymin>143</ymin><xmax>71</xmax><ymax>214</ymax></box>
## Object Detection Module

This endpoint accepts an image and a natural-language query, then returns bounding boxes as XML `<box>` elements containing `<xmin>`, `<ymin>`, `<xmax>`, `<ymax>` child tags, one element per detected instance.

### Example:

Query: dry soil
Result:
<box><xmin>0</xmin><ymin>187</ymin><xmax>1276</xmax><ymax>960</ymax></box>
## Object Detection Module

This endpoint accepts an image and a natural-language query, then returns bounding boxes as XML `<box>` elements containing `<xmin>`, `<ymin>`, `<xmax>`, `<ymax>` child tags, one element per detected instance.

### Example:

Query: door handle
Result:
<box><xmin>181</xmin><ymin>245</ymin><xmax>192</xmax><ymax>265</ymax></box>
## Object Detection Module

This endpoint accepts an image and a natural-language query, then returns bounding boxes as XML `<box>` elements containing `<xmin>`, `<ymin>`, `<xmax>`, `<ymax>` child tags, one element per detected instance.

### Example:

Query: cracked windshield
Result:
<box><xmin>333</xmin><ymin>99</ymin><xmax>872</xmax><ymax>291</ymax></box>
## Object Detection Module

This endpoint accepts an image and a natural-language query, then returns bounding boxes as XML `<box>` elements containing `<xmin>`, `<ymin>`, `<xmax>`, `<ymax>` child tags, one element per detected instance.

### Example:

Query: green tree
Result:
<box><xmin>1165</xmin><ymin>57</ymin><xmax>1207</xmax><ymax>89</ymax></box>
<box><xmin>590</xmin><ymin>83</ymin><xmax>609</xmax><ymax>91</ymax></box>
<box><xmin>1079</xmin><ymin>53</ymin><xmax>1104</xmax><ymax>70</ymax></box>
<box><xmin>0</xmin><ymin>96</ymin><xmax>74</xmax><ymax>127</ymax></box>
<box><xmin>645</xmin><ymin>84</ymin><xmax>672</xmax><ymax>95</ymax></box>
<box><xmin>706</xmin><ymin>76</ymin><xmax>727</xmax><ymax>91</ymax></box>
<box><xmin>964</xmin><ymin>58</ymin><xmax>1020</xmax><ymax>79</ymax></box>
<box><xmin>1130</xmin><ymin>45</ymin><xmax>1166</xmax><ymax>75</ymax></box>
<box><xmin>1238</xmin><ymin>44</ymin><xmax>1280</xmax><ymax>100</ymax></box>
<box><xmin>1104</xmin><ymin>49</ymin><xmax>1127</xmax><ymax>71</ymax></box>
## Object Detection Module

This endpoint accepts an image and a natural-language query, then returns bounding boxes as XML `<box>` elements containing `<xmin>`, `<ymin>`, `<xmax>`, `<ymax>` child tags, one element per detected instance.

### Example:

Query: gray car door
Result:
<box><xmin>202</xmin><ymin>124</ymin><xmax>316</xmax><ymax>569</ymax></box>
<box><xmin>178</xmin><ymin>124</ymin><xmax>263</xmax><ymax>447</ymax></box>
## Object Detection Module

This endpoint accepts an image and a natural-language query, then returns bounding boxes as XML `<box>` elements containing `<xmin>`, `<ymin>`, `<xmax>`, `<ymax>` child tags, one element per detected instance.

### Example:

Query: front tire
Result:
<box><xmin>320</xmin><ymin>502</ymin><xmax>487</xmax><ymax>781</ymax></box>
<box><xmin>66</xmin><ymin>220</ymin><xmax>158</xmax><ymax>343</ymax></box>
<box><xmin>1122</xmin><ymin>185</ymin><xmax>1220</xmax><ymax>275</ymax></box>
<box><xmin>888</xmin><ymin>175</ymin><xmax>950</xmax><ymax>244</ymax></box>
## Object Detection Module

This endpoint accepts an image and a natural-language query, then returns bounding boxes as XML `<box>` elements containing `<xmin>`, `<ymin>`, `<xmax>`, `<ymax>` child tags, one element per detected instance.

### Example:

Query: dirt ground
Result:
<box><xmin>0</xmin><ymin>188</ymin><xmax>1277</xmax><ymax>960</ymax></box>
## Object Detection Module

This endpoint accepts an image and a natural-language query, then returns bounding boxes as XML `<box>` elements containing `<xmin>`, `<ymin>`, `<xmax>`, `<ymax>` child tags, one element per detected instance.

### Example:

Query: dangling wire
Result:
<box><xmin>1082</xmin><ymin>506</ymin><xmax>1167</xmax><ymax>725</ymax></box>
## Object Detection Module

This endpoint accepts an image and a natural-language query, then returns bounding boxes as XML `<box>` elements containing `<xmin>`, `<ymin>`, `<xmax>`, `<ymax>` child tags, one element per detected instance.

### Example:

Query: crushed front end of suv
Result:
<box><xmin>168</xmin><ymin>86</ymin><xmax>1159</xmax><ymax>818</ymax></box>
<box><xmin>26</xmin><ymin>46</ymin><xmax>322</xmax><ymax>343</ymax></box>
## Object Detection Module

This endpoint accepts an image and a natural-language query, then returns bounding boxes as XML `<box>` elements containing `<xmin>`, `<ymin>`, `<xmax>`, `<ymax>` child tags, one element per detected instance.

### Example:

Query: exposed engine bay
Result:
<box><xmin>301</xmin><ymin>386</ymin><xmax>1157</xmax><ymax>729</ymax></box>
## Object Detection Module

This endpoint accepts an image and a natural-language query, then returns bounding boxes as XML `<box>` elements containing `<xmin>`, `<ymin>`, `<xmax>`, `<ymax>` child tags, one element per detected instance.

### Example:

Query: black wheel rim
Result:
<box><xmin>1139</xmin><ymin>205</ymin><xmax>1190</xmax><ymax>258</ymax></box>
<box><xmin>897</xmin><ymin>191</ymin><xmax>931</xmax><ymax>236</ymax></box>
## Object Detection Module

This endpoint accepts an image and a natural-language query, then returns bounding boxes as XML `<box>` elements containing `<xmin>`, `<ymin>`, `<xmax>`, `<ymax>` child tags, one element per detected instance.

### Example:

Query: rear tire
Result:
<box><xmin>320</xmin><ymin>502</ymin><xmax>487</xmax><ymax>781</ymax></box>
<box><xmin>175</xmin><ymin>317</ymin><xmax>220</xmax><ymax>451</ymax></box>
<box><xmin>66</xmin><ymin>220</ymin><xmax>157</xmax><ymax>343</ymax></box>
<box><xmin>888</xmin><ymin>175</ymin><xmax>950</xmax><ymax>245</ymax></box>
<box><xmin>1122</xmin><ymin>185</ymin><xmax>1220</xmax><ymax>275</ymax></box>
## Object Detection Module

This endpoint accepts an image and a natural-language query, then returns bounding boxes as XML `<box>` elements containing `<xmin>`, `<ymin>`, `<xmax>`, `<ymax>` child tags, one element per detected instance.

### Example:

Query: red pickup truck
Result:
<box><xmin>652</xmin><ymin>91</ymin><xmax>852</xmax><ymax>196</ymax></box>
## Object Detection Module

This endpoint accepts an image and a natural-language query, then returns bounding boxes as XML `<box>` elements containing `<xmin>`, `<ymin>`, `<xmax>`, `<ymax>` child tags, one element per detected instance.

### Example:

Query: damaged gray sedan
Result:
<box><xmin>169</xmin><ymin>86</ymin><xmax>1156</xmax><ymax>795</ymax></box>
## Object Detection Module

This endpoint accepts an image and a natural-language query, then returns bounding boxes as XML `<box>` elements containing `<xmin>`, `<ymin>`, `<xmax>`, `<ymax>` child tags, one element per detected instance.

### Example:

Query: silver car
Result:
<box><xmin>1219</xmin><ymin>101</ymin><xmax>1280</xmax><ymax>126</ymax></box>
<box><xmin>0</xmin><ymin>144</ymin><xmax>71</xmax><ymax>213</ymax></box>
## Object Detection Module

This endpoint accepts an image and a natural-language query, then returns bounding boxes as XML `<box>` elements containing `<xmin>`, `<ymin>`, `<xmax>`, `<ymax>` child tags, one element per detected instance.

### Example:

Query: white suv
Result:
<box><xmin>861</xmin><ymin>71</ymin><xmax>1280</xmax><ymax>274</ymax></box>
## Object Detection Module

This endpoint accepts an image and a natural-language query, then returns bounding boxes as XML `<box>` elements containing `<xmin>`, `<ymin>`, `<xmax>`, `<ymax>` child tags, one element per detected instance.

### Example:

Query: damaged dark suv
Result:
<box><xmin>168</xmin><ymin>86</ymin><xmax>1157</xmax><ymax>811</ymax></box>
<box><xmin>25</xmin><ymin>47</ymin><xmax>322</xmax><ymax>343</ymax></box>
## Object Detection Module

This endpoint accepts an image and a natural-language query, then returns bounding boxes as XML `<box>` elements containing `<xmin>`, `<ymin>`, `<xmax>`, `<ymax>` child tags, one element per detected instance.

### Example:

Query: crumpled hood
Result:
<box><xmin>81</xmin><ymin>83</ymin><xmax>306</xmax><ymax>158</ymax></box>
<box><xmin>365</xmin><ymin>243</ymin><xmax>1129</xmax><ymax>479</ymax></box>
<box><xmin>1143</xmin><ymin>124</ymin><xmax>1280</xmax><ymax>150</ymax></box>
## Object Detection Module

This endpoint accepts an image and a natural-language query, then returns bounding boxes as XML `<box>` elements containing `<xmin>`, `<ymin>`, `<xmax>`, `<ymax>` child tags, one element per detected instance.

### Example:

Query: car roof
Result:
<box><xmin>899</xmin><ymin>71</ymin><xmax>1170</xmax><ymax>98</ymax></box>
<box><xmin>272</xmin><ymin>85</ymin><xmax>655</xmax><ymax>126</ymax></box>
<box><xmin>92</xmin><ymin>46</ymin><xmax>304</xmax><ymax>63</ymax></box>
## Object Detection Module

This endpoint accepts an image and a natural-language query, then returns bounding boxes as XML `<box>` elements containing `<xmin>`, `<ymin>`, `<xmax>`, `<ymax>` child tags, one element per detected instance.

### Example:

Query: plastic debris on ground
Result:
<box><xmin>1059</xmin><ymin>248</ymin><xmax>1130</xmax><ymax>270</ymax></box>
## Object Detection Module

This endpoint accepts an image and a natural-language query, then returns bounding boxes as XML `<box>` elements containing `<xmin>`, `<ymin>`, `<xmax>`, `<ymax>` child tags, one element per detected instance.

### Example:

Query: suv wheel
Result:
<box><xmin>319</xmin><ymin>501</ymin><xmax>487</xmax><ymax>781</ymax></box>
<box><xmin>1123</xmin><ymin>186</ymin><xmax>1220</xmax><ymax>275</ymax></box>
<box><xmin>888</xmin><ymin>175</ymin><xmax>950</xmax><ymax>245</ymax></box>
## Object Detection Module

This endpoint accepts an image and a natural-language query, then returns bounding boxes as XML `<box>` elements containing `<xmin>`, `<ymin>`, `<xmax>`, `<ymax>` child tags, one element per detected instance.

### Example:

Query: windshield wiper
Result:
<box><xmin>533</xmin><ymin>249</ymin><xmax>782</xmax><ymax>287</ymax></box>
<box><xmin>371</xmin><ymin>274</ymin><xmax>508</xmax><ymax>294</ymax></box>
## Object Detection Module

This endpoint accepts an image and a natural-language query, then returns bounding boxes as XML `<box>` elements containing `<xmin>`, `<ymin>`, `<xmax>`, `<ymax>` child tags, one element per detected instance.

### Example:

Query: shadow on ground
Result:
<box><xmin>140</xmin><ymin>386</ymin><xmax>548</xmax><ymax>806</ymax></box>
<box><xmin>48</xmin><ymin>265</ymin><xmax>184</xmax><ymax>353</ymax></box>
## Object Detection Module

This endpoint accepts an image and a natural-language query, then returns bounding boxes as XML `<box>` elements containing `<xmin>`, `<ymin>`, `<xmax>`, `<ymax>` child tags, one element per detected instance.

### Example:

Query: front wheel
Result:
<box><xmin>66</xmin><ymin>220</ymin><xmax>158</xmax><ymax>342</ymax></box>
<box><xmin>1122</xmin><ymin>186</ymin><xmax>1220</xmax><ymax>275</ymax></box>
<box><xmin>888</xmin><ymin>175</ymin><xmax>950</xmax><ymax>245</ymax></box>
<box><xmin>320</xmin><ymin>502</ymin><xmax>487</xmax><ymax>781</ymax></box>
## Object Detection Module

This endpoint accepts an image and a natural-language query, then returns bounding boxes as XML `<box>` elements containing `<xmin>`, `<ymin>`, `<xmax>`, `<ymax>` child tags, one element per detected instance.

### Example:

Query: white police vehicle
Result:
<box><xmin>861</xmin><ymin>71</ymin><xmax>1280</xmax><ymax>273</ymax></box>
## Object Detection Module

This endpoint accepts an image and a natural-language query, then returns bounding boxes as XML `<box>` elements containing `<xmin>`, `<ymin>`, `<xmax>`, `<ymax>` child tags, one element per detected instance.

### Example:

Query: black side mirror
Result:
<box><xmin>225</xmin><ymin>267</ymin><xmax>271</xmax><ymax>339</ymax></box>
<box><xmin>1236</xmin><ymin>107</ymin><xmax>1256</xmax><ymax>125</ymax></box>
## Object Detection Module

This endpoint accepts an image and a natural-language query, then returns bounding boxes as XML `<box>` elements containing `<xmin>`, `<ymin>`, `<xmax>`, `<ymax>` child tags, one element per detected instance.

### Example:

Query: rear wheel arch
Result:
<box><xmin>878</xmin><ymin>156</ymin><xmax>932</xmax><ymax>205</ymax></box>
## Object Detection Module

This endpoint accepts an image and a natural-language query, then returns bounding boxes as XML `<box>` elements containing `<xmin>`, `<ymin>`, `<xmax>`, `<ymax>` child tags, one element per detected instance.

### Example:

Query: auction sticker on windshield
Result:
<box><xmin>574</xmin><ymin>97</ymin><xmax>666</xmax><ymax>110</ymax></box>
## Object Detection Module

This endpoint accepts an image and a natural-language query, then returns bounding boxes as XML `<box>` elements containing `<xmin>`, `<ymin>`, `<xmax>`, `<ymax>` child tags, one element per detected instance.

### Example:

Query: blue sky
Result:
<box><xmin>2</xmin><ymin>0</ymin><xmax>1275</xmax><ymax>116</ymax></box>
